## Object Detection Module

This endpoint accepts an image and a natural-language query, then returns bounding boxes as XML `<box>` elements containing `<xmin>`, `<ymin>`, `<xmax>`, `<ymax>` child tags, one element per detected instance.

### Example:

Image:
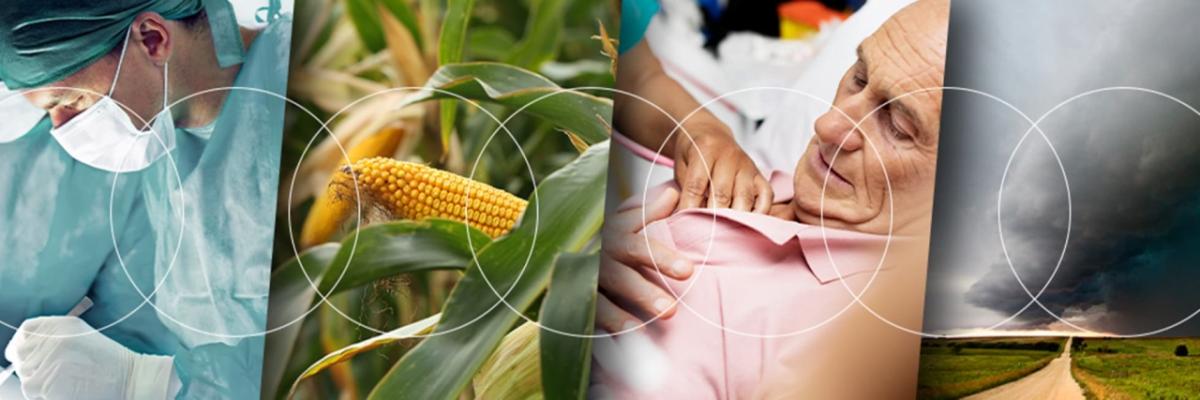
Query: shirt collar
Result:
<box><xmin>644</xmin><ymin>170</ymin><xmax>896</xmax><ymax>283</ymax></box>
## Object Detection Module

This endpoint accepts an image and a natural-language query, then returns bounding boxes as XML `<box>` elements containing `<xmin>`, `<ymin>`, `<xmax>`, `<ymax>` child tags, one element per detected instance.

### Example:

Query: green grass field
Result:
<box><xmin>1071</xmin><ymin>337</ymin><xmax>1200</xmax><ymax>399</ymax></box>
<box><xmin>917</xmin><ymin>337</ymin><xmax>1065</xmax><ymax>400</ymax></box>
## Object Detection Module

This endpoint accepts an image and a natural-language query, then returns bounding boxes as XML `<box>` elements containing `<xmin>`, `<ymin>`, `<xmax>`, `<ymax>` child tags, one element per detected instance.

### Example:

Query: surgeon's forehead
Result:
<box><xmin>23</xmin><ymin>86</ymin><xmax>91</xmax><ymax>108</ymax></box>
<box><xmin>22</xmin><ymin>87</ymin><xmax>65</xmax><ymax>108</ymax></box>
<box><xmin>20</xmin><ymin>61</ymin><xmax>114</xmax><ymax>108</ymax></box>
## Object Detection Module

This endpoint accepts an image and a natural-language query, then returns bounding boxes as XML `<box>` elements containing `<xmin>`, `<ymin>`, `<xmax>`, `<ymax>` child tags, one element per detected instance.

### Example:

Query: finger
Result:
<box><xmin>643</xmin><ymin>186</ymin><xmax>680</xmax><ymax>223</ymax></box>
<box><xmin>9</xmin><ymin>324</ymin><xmax>47</xmax><ymax>370</ymax></box>
<box><xmin>675</xmin><ymin>157</ymin><xmax>711</xmax><ymax>212</ymax></box>
<box><xmin>596</xmin><ymin>295</ymin><xmax>641</xmax><ymax>333</ymax></box>
<box><xmin>609</xmin><ymin>186</ymin><xmax>680</xmax><ymax>233</ymax></box>
<box><xmin>12</xmin><ymin>342</ymin><xmax>46</xmax><ymax>395</ymax></box>
<box><xmin>599</xmin><ymin>257</ymin><xmax>679</xmax><ymax>320</ymax></box>
<box><xmin>606</xmin><ymin>231</ymin><xmax>693</xmax><ymax>280</ymax></box>
<box><xmin>20</xmin><ymin>370</ymin><xmax>48</xmax><ymax>400</ymax></box>
<box><xmin>4</xmin><ymin>328</ymin><xmax>21</xmax><ymax>365</ymax></box>
<box><xmin>11</xmin><ymin>340</ymin><xmax>50</xmax><ymax>382</ymax></box>
<box><xmin>708</xmin><ymin>156</ymin><xmax>738</xmax><ymax>209</ymax></box>
<box><xmin>15</xmin><ymin>317</ymin><xmax>75</xmax><ymax>363</ymax></box>
<box><xmin>751</xmin><ymin>175</ymin><xmax>775</xmax><ymax>214</ymax></box>
<box><xmin>768</xmin><ymin>203</ymin><xmax>794</xmax><ymax>220</ymax></box>
<box><xmin>731</xmin><ymin>169</ymin><xmax>759</xmax><ymax>212</ymax></box>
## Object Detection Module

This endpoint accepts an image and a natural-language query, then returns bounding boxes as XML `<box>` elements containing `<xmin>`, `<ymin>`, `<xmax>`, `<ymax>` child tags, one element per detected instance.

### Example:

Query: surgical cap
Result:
<box><xmin>0</xmin><ymin>0</ymin><xmax>245</xmax><ymax>89</ymax></box>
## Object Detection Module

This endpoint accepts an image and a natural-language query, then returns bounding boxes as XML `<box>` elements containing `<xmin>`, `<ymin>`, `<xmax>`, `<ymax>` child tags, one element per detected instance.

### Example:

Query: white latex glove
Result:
<box><xmin>4</xmin><ymin>316</ymin><xmax>176</xmax><ymax>400</ymax></box>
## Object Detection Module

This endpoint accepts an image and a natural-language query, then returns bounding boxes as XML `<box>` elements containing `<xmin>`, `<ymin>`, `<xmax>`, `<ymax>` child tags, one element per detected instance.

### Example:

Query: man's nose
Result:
<box><xmin>814</xmin><ymin>103</ymin><xmax>865</xmax><ymax>152</ymax></box>
<box><xmin>48</xmin><ymin>107</ymin><xmax>82</xmax><ymax>129</ymax></box>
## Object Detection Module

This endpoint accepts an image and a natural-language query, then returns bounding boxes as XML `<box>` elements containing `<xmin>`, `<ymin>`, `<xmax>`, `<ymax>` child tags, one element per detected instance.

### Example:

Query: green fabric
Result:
<box><xmin>619</xmin><ymin>0</ymin><xmax>660</xmax><ymax>53</ymax></box>
<box><xmin>0</xmin><ymin>0</ymin><xmax>245</xmax><ymax>89</ymax></box>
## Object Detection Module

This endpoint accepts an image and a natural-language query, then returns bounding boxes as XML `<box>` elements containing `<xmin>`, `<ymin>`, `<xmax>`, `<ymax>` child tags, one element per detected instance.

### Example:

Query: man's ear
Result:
<box><xmin>131</xmin><ymin>12</ymin><xmax>172</xmax><ymax>67</ymax></box>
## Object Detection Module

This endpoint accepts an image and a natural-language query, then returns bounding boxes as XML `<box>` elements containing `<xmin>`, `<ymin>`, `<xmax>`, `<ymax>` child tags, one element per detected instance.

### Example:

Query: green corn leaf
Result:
<box><xmin>314</xmin><ymin>288</ymin><xmax>366</xmax><ymax>398</ymax></box>
<box><xmin>505</xmin><ymin>0</ymin><xmax>569</xmax><ymax>69</ymax></box>
<box><xmin>264</xmin><ymin>219</ymin><xmax>486</xmax><ymax>399</ymax></box>
<box><xmin>263</xmin><ymin>243</ymin><xmax>341</xmax><ymax>400</ymax></box>
<box><xmin>539</xmin><ymin>252</ymin><xmax>599</xmax><ymax>400</ymax></box>
<box><xmin>344</xmin><ymin>0</ymin><xmax>424</xmax><ymax>53</ymax></box>
<box><xmin>438</xmin><ymin>0</ymin><xmax>476</xmax><ymax>155</ymax></box>
<box><xmin>288</xmin><ymin>314</ymin><xmax>439</xmax><ymax>399</ymax></box>
<box><xmin>410</xmin><ymin>62</ymin><xmax>613</xmax><ymax>144</ymax></box>
<box><xmin>437</xmin><ymin>0</ymin><xmax>475</xmax><ymax>66</ymax></box>
<box><xmin>466</xmin><ymin>26</ymin><xmax>517</xmax><ymax>61</ymax></box>
<box><xmin>367</xmin><ymin>141</ymin><xmax>610</xmax><ymax>399</ymax></box>
<box><xmin>317</xmin><ymin>219</ymin><xmax>491</xmax><ymax>295</ymax></box>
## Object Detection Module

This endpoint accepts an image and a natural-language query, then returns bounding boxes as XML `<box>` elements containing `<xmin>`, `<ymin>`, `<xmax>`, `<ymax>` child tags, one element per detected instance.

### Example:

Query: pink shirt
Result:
<box><xmin>592</xmin><ymin>173</ymin><xmax>926</xmax><ymax>399</ymax></box>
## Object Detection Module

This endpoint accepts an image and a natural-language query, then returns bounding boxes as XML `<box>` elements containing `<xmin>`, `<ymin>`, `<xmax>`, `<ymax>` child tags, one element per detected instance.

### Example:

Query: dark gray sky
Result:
<box><xmin>922</xmin><ymin>0</ymin><xmax>1200</xmax><ymax>336</ymax></box>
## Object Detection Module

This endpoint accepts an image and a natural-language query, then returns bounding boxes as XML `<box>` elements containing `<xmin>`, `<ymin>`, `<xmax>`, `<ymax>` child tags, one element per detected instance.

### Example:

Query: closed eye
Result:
<box><xmin>852</xmin><ymin>63</ymin><xmax>868</xmax><ymax>90</ymax></box>
<box><xmin>881</xmin><ymin>105</ymin><xmax>915</xmax><ymax>142</ymax></box>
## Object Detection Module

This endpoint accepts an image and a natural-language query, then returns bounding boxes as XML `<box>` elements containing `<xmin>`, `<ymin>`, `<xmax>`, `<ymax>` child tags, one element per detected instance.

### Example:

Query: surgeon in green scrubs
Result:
<box><xmin>0</xmin><ymin>1</ymin><xmax>290</xmax><ymax>398</ymax></box>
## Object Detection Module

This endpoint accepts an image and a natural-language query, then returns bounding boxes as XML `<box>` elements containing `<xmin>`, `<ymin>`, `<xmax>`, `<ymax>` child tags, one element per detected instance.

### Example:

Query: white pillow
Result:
<box><xmin>744</xmin><ymin>0</ymin><xmax>916</xmax><ymax>173</ymax></box>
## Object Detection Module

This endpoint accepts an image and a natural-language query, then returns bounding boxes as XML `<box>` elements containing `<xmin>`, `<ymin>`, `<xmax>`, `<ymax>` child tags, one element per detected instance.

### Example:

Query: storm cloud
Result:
<box><xmin>922</xmin><ymin>0</ymin><xmax>1200</xmax><ymax>335</ymax></box>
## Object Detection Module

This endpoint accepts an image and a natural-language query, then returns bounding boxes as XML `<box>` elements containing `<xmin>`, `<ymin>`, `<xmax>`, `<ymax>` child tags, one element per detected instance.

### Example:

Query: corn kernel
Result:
<box><xmin>338</xmin><ymin>157</ymin><xmax>527</xmax><ymax>237</ymax></box>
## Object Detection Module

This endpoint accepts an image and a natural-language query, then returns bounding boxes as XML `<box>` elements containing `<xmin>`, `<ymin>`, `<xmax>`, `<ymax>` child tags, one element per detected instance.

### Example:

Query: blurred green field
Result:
<box><xmin>917</xmin><ymin>337</ymin><xmax>1065</xmax><ymax>400</ymax></box>
<box><xmin>1071</xmin><ymin>337</ymin><xmax>1200</xmax><ymax>399</ymax></box>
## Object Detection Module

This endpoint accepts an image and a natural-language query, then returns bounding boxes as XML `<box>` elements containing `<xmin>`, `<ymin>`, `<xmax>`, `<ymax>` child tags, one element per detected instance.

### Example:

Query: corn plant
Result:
<box><xmin>266</xmin><ymin>0</ymin><xmax>616</xmax><ymax>399</ymax></box>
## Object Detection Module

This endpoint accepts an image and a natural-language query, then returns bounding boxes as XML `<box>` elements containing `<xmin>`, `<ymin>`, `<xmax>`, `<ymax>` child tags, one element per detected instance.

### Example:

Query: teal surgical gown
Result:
<box><xmin>0</xmin><ymin>118</ymin><xmax>155</xmax><ymax>361</ymax></box>
<box><xmin>0</xmin><ymin>14</ymin><xmax>291</xmax><ymax>400</ymax></box>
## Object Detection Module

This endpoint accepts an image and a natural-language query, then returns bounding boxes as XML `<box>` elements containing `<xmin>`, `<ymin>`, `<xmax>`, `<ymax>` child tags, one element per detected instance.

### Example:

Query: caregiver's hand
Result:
<box><xmin>6</xmin><ymin>316</ymin><xmax>176</xmax><ymax>400</ymax></box>
<box><xmin>597</xmin><ymin>187</ymin><xmax>694</xmax><ymax>332</ymax></box>
<box><xmin>672</xmin><ymin>122</ymin><xmax>773</xmax><ymax>213</ymax></box>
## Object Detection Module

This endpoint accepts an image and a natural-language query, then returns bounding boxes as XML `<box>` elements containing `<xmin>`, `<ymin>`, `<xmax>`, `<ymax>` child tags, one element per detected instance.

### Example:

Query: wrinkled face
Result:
<box><xmin>792</xmin><ymin>1</ymin><xmax>948</xmax><ymax>234</ymax></box>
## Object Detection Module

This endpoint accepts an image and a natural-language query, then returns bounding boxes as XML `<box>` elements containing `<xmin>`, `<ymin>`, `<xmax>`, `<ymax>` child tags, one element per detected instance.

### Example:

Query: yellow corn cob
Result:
<box><xmin>299</xmin><ymin>125</ymin><xmax>407</xmax><ymax>249</ymax></box>
<box><xmin>329</xmin><ymin>157</ymin><xmax>527</xmax><ymax>238</ymax></box>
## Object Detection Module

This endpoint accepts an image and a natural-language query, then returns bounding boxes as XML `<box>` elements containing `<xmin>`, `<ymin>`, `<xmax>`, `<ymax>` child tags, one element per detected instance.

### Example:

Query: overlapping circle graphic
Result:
<box><xmin>6</xmin><ymin>83</ymin><xmax>1200</xmax><ymax>341</ymax></box>
<box><xmin>995</xmin><ymin>87</ymin><xmax>1200</xmax><ymax>338</ymax></box>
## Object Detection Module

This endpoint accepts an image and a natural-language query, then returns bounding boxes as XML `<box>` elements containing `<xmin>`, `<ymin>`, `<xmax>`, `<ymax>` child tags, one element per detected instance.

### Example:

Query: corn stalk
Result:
<box><xmin>269</xmin><ymin>0</ymin><xmax>615</xmax><ymax>399</ymax></box>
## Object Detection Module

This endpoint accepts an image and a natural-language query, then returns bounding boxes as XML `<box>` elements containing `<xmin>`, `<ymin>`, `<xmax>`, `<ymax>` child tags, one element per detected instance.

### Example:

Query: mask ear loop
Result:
<box><xmin>114</xmin><ymin>25</ymin><xmax>171</xmax><ymax>133</ymax></box>
<box><xmin>109</xmin><ymin>27</ymin><xmax>134</xmax><ymax>97</ymax></box>
<box><xmin>155</xmin><ymin>61</ymin><xmax>169</xmax><ymax>131</ymax></box>
<box><xmin>136</xmin><ymin>62</ymin><xmax>171</xmax><ymax>134</ymax></box>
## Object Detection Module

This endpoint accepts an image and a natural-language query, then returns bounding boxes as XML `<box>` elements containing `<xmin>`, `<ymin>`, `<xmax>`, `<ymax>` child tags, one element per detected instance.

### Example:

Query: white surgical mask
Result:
<box><xmin>50</xmin><ymin>28</ymin><xmax>176</xmax><ymax>173</ymax></box>
<box><xmin>0</xmin><ymin>81</ymin><xmax>46</xmax><ymax>143</ymax></box>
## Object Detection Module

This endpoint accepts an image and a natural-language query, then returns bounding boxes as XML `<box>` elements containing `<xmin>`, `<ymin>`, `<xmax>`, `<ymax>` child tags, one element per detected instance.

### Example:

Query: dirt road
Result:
<box><xmin>964</xmin><ymin>339</ymin><xmax>1084</xmax><ymax>400</ymax></box>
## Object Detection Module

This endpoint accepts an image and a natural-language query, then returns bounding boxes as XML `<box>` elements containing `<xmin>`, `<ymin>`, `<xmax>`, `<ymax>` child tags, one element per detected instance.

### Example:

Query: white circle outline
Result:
<box><xmin>271</xmin><ymin>86</ymin><xmax>523</xmax><ymax>339</ymax></box>
<box><xmin>0</xmin><ymin>85</ymin><xmax>186</xmax><ymax>340</ymax></box>
<box><xmin>823</xmin><ymin>86</ymin><xmax>1047</xmax><ymax>338</ymax></box>
<box><xmin>997</xmin><ymin>86</ymin><xmax>1200</xmax><ymax>337</ymax></box>
<box><xmin>104</xmin><ymin>86</ymin><xmax>348</xmax><ymax>339</ymax></box>
<box><xmin>642</xmin><ymin>85</ymin><xmax>886</xmax><ymax>338</ymax></box>
<box><xmin>463</xmin><ymin>86</ymin><xmax>676</xmax><ymax>339</ymax></box>
<box><xmin>13</xmin><ymin>82</ymin><xmax>1199</xmax><ymax>342</ymax></box>
<box><xmin>81</xmin><ymin>85</ymin><xmax>519</xmax><ymax>341</ymax></box>
<box><xmin>284</xmin><ymin>86</ymin><xmax>535</xmax><ymax>339</ymax></box>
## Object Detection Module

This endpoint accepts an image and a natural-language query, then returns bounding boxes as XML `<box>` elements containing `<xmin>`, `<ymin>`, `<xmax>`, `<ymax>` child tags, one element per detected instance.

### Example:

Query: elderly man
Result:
<box><xmin>593</xmin><ymin>0</ymin><xmax>948</xmax><ymax>397</ymax></box>
<box><xmin>0</xmin><ymin>1</ymin><xmax>289</xmax><ymax>399</ymax></box>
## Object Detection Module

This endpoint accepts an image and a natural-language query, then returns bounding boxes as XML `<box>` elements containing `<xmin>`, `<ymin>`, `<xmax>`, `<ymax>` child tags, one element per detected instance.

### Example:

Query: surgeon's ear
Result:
<box><xmin>131</xmin><ymin>12</ymin><xmax>172</xmax><ymax>67</ymax></box>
